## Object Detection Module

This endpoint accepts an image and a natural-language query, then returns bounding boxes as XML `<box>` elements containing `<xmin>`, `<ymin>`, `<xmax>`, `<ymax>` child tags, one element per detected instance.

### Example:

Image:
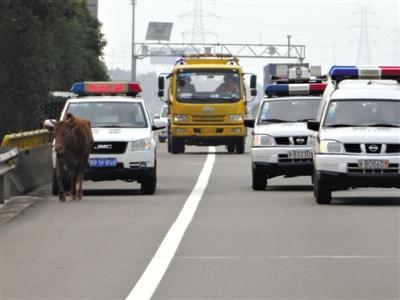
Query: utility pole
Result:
<box><xmin>131</xmin><ymin>0</ymin><xmax>137</xmax><ymax>81</ymax></box>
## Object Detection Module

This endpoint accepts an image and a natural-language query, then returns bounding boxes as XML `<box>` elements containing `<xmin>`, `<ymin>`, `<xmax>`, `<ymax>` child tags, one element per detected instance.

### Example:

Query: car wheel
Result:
<box><xmin>159</xmin><ymin>136</ymin><xmax>166</xmax><ymax>143</ymax></box>
<box><xmin>227</xmin><ymin>144</ymin><xmax>235</xmax><ymax>153</ymax></box>
<box><xmin>141</xmin><ymin>162</ymin><xmax>157</xmax><ymax>195</ymax></box>
<box><xmin>252</xmin><ymin>164</ymin><xmax>267</xmax><ymax>190</ymax></box>
<box><xmin>314</xmin><ymin>172</ymin><xmax>332</xmax><ymax>204</ymax></box>
<box><xmin>236</xmin><ymin>139</ymin><xmax>245</xmax><ymax>154</ymax></box>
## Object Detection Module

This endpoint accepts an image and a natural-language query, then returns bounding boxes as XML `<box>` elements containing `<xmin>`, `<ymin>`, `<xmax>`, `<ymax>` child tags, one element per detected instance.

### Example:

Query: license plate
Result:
<box><xmin>287</xmin><ymin>150</ymin><xmax>312</xmax><ymax>159</ymax></box>
<box><xmin>358</xmin><ymin>159</ymin><xmax>388</xmax><ymax>170</ymax></box>
<box><xmin>89</xmin><ymin>158</ymin><xmax>117</xmax><ymax>168</ymax></box>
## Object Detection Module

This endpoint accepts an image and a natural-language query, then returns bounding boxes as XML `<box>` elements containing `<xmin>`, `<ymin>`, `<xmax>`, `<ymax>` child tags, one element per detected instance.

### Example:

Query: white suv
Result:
<box><xmin>245</xmin><ymin>82</ymin><xmax>326</xmax><ymax>190</ymax></box>
<box><xmin>46</xmin><ymin>82</ymin><xmax>165</xmax><ymax>195</ymax></box>
<box><xmin>308</xmin><ymin>66</ymin><xmax>400</xmax><ymax>204</ymax></box>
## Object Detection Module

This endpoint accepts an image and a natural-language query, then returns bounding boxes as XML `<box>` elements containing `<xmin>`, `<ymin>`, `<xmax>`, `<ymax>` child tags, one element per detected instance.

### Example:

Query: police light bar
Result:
<box><xmin>265</xmin><ymin>83</ymin><xmax>327</xmax><ymax>97</ymax></box>
<box><xmin>330</xmin><ymin>66</ymin><xmax>400</xmax><ymax>81</ymax></box>
<box><xmin>71</xmin><ymin>82</ymin><xmax>142</xmax><ymax>95</ymax></box>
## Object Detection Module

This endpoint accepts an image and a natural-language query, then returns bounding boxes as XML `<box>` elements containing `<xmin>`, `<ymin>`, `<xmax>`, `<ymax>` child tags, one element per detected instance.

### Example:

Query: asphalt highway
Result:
<box><xmin>2</xmin><ymin>142</ymin><xmax>400</xmax><ymax>300</ymax></box>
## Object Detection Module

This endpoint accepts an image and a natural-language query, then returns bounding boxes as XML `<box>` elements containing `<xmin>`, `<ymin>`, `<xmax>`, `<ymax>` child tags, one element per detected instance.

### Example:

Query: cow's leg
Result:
<box><xmin>56</xmin><ymin>161</ymin><xmax>66</xmax><ymax>202</ymax></box>
<box><xmin>76</xmin><ymin>173</ymin><xmax>83</xmax><ymax>200</ymax></box>
<box><xmin>70</xmin><ymin>169</ymin><xmax>78</xmax><ymax>201</ymax></box>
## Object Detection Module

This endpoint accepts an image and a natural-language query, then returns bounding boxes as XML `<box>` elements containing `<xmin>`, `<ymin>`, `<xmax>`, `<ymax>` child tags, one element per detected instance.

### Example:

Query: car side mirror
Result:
<box><xmin>43</xmin><ymin>119</ymin><xmax>57</xmax><ymax>131</ymax></box>
<box><xmin>250</xmin><ymin>74</ymin><xmax>257</xmax><ymax>89</ymax></box>
<box><xmin>307</xmin><ymin>120</ymin><xmax>320</xmax><ymax>131</ymax></box>
<box><xmin>152</xmin><ymin>119</ymin><xmax>167</xmax><ymax>130</ymax></box>
<box><xmin>244</xmin><ymin>118</ymin><xmax>255</xmax><ymax>128</ymax></box>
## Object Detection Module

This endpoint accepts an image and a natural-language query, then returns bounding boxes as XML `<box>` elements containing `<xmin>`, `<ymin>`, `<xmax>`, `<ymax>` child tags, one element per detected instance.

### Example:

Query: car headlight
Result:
<box><xmin>253</xmin><ymin>134</ymin><xmax>274</xmax><ymax>147</ymax></box>
<box><xmin>173</xmin><ymin>114</ymin><xmax>188</xmax><ymax>122</ymax></box>
<box><xmin>228</xmin><ymin>114</ymin><xmax>243</xmax><ymax>122</ymax></box>
<box><xmin>131</xmin><ymin>138</ymin><xmax>152</xmax><ymax>151</ymax></box>
<box><xmin>319</xmin><ymin>140</ymin><xmax>343</xmax><ymax>154</ymax></box>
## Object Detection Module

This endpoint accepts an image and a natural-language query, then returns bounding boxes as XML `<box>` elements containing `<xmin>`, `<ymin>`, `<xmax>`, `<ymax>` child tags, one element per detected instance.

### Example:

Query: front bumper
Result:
<box><xmin>315</xmin><ymin>154</ymin><xmax>400</xmax><ymax>189</ymax></box>
<box><xmin>252</xmin><ymin>146</ymin><xmax>313</xmax><ymax>178</ymax></box>
<box><xmin>85</xmin><ymin>149</ymin><xmax>155</xmax><ymax>181</ymax></box>
<box><xmin>171</xmin><ymin>124</ymin><xmax>246</xmax><ymax>137</ymax></box>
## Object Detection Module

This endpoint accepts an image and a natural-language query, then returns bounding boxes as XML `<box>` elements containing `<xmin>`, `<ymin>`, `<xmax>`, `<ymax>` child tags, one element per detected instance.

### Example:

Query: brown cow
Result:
<box><xmin>53</xmin><ymin>113</ymin><xmax>93</xmax><ymax>201</ymax></box>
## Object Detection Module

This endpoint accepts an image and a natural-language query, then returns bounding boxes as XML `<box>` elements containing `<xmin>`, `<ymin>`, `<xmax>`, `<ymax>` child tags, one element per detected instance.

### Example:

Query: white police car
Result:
<box><xmin>245</xmin><ymin>81</ymin><xmax>326</xmax><ymax>190</ymax></box>
<box><xmin>307</xmin><ymin>66</ymin><xmax>400</xmax><ymax>204</ymax></box>
<box><xmin>46</xmin><ymin>82</ymin><xmax>165</xmax><ymax>195</ymax></box>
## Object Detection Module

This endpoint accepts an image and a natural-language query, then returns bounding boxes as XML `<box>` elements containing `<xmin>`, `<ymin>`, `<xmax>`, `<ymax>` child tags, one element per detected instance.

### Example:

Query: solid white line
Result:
<box><xmin>125</xmin><ymin>147</ymin><xmax>216</xmax><ymax>300</ymax></box>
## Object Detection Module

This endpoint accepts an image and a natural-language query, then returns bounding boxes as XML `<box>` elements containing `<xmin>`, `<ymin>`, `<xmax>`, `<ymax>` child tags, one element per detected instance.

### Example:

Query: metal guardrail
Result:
<box><xmin>1</xmin><ymin>129</ymin><xmax>52</xmax><ymax>150</ymax></box>
<box><xmin>0</xmin><ymin>147</ymin><xmax>19</xmax><ymax>204</ymax></box>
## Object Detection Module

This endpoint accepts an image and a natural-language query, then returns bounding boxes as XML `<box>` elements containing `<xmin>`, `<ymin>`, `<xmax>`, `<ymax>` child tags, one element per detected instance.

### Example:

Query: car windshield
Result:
<box><xmin>66</xmin><ymin>101</ymin><xmax>148</xmax><ymax>128</ymax></box>
<box><xmin>258</xmin><ymin>98</ymin><xmax>321</xmax><ymax>124</ymax></box>
<box><xmin>323</xmin><ymin>100</ymin><xmax>400</xmax><ymax>128</ymax></box>
<box><xmin>175</xmin><ymin>70</ymin><xmax>241</xmax><ymax>103</ymax></box>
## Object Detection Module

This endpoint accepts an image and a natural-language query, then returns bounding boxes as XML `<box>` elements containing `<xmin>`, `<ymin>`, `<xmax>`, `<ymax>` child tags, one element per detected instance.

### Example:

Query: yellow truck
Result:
<box><xmin>158</xmin><ymin>54</ymin><xmax>257</xmax><ymax>154</ymax></box>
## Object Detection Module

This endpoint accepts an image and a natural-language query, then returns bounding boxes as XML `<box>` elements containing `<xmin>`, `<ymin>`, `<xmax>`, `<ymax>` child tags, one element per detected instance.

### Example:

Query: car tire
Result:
<box><xmin>227</xmin><ymin>144</ymin><xmax>235</xmax><ymax>153</ymax></box>
<box><xmin>236</xmin><ymin>139</ymin><xmax>245</xmax><ymax>154</ymax></box>
<box><xmin>252</xmin><ymin>164</ymin><xmax>267</xmax><ymax>190</ymax></box>
<box><xmin>314</xmin><ymin>172</ymin><xmax>332</xmax><ymax>204</ymax></box>
<box><xmin>141</xmin><ymin>162</ymin><xmax>157</xmax><ymax>195</ymax></box>
<box><xmin>159</xmin><ymin>136</ymin><xmax>166</xmax><ymax>143</ymax></box>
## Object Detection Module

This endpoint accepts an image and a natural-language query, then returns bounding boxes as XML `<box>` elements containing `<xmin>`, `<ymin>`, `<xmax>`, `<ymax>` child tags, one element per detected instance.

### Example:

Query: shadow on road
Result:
<box><xmin>266</xmin><ymin>185</ymin><xmax>314</xmax><ymax>191</ymax></box>
<box><xmin>83</xmin><ymin>189</ymin><xmax>142</xmax><ymax>196</ymax></box>
<box><xmin>333</xmin><ymin>197</ymin><xmax>400</xmax><ymax>206</ymax></box>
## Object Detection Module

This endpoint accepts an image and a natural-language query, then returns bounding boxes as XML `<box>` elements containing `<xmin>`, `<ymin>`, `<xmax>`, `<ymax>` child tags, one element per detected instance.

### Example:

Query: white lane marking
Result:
<box><xmin>173</xmin><ymin>255</ymin><xmax>399</xmax><ymax>260</ymax></box>
<box><xmin>125</xmin><ymin>147</ymin><xmax>216</xmax><ymax>300</ymax></box>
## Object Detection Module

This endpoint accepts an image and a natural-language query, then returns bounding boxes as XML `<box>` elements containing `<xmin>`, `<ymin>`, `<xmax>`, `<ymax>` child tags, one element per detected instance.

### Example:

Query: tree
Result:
<box><xmin>0</xmin><ymin>0</ymin><xmax>108</xmax><ymax>141</ymax></box>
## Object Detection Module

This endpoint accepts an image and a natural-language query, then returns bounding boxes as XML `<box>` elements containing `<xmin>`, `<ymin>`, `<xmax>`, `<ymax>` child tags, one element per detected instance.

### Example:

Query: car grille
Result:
<box><xmin>343</xmin><ymin>143</ymin><xmax>400</xmax><ymax>154</ymax></box>
<box><xmin>344</xmin><ymin>144</ymin><xmax>361</xmax><ymax>153</ymax></box>
<box><xmin>386</xmin><ymin>144</ymin><xmax>400</xmax><ymax>153</ymax></box>
<box><xmin>91</xmin><ymin>142</ymin><xmax>127</xmax><ymax>154</ymax></box>
<box><xmin>347</xmin><ymin>163</ymin><xmax>399</xmax><ymax>173</ymax></box>
<box><xmin>274</xmin><ymin>136</ymin><xmax>308</xmax><ymax>146</ymax></box>
<box><xmin>191</xmin><ymin>115</ymin><xmax>225</xmax><ymax>123</ymax></box>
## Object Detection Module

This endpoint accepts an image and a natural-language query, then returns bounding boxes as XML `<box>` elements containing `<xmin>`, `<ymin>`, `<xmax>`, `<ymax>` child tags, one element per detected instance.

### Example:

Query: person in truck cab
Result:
<box><xmin>177</xmin><ymin>76</ymin><xmax>196</xmax><ymax>95</ymax></box>
<box><xmin>216</xmin><ymin>73</ymin><xmax>240</xmax><ymax>94</ymax></box>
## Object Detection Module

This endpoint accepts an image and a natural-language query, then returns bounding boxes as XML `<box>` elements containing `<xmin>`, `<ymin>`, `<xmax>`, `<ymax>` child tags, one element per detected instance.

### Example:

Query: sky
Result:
<box><xmin>98</xmin><ymin>0</ymin><xmax>400</xmax><ymax>79</ymax></box>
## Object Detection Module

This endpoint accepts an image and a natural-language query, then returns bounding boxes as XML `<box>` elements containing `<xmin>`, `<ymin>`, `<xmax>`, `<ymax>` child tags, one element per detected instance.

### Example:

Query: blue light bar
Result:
<box><xmin>265</xmin><ymin>84</ymin><xmax>288</xmax><ymax>96</ymax></box>
<box><xmin>330</xmin><ymin>66</ymin><xmax>358</xmax><ymax>80</ymax></box>
<box><xmin>71</xmin><ymin>82</ymin><xmax>84</xmax><ymax>94</ymax></box>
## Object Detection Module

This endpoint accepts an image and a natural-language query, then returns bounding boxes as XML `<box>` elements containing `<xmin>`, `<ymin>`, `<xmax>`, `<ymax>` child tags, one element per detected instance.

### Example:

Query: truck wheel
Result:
<box><xmin>236</xmin><ymin>139</ymin><xmax>245</xmax><ymax>154</ymax></box>
<box><xmin>227</xmin><ymin>144</ymin><xmax>235</xmax><ymax>153</ymax></box>
<box><xmin>167</xmin><ymin>134</ymin><xmax>172</xmax><ymax>153</ymax></box>
<box><xmin>314</xmin><ymin>173</ymin><xmax>332</xmax><ymax>204</ymax></box>
<box><xmin>252</xmin><ymin>164</ymin><xmax>267</xmax><ymax>190</ymax></box>
<box><xmin>171</xmin><ymin>137</ymin><xmax>184</xmax><ymax>154</ymax></box>
<box><xmin>141</xmin><ymin>163</ymin><xmax>157</xmax><ymax>195</ymax></box>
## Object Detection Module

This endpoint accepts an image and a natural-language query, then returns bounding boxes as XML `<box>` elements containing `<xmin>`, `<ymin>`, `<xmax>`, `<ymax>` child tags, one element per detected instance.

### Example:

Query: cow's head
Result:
<box><xmin>53</xmin><ymin>114</ymin><xmax>77</xmax><ymax>168</ymax></box>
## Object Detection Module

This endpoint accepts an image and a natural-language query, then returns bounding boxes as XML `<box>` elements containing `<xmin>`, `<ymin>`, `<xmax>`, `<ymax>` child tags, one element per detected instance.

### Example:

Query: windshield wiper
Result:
<box><xmin>325</xmin><ymin>124</ymin><xmax>356</xmax><ymax>128</ymax></box>
<box><xmin>260</xmin><ymin>118</ymin><xmax>289</xmax><ymax>123</ymax></box>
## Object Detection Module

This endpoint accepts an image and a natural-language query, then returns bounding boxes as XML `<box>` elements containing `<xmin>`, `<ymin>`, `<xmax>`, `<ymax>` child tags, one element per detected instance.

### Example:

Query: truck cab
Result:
<box><xmin>158</xmin><ymin>55</ymin><xmax>257</xmax><ymax>154</ymax></box>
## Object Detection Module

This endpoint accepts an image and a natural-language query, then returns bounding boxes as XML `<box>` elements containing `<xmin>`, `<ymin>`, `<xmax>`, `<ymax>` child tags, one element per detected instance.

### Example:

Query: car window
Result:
<box><xmin>258</xmin><ymin>98</ymin><xmax>321</xmax><ymax>124</ymax></box>
<box><xmin>66</xmin><ymin>101</ymin><xmax>148</xmax><ymax>128</ymax></box>
<box><xmin>323</xmin><ymin>99</ymin><xmax>400</xmax><ymax>127</ymax></box>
